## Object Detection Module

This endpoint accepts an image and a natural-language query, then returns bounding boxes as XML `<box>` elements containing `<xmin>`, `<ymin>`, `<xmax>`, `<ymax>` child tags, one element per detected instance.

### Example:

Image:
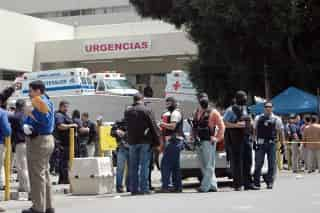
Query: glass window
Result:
<box><xmin>62</xmin><ymin>11</ymin><xmax>71</xmax><ymax>17</ymax></box>
<box><xmin>96</xmin><ymin>80</ymin><xmax>106</xmax><ymax>91</ymax></box>
<box><xmin>104</xmin><ymin>79</ymin><xmax>133</xmax><ymax>89</ymax></box>
<box><xmin>81</xmin><ymin>8</ymin><xmax>95</xmax><ymax>15</ymax></box>
<box><xmin>70</xmin><ymin>10</ymin><xmax>81</xmax><ymax>16</ymax></box>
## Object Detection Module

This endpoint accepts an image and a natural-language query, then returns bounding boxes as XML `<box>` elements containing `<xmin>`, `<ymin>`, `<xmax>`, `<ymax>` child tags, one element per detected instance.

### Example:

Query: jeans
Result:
<box><xmin>160</xmin><ymin>139</ymin><xmax>183</xmax><ymax>190</ymax></box>
<box><xmin>86</xmin><ymin>143</ymin><xmax>96</xmax><ymax>157</ymax></box>
<box><xmin>116</xmin><ymin>147</ymin><xmax>130</xmax><ymax>191</ymax></box>
<box><xmin>129</xmin><ymin>144</ymin><xmax>151</xmax><ymax>193</ymax></box>
<box><xmin>196</xmin><ymin>141</ymin><xmax>217</xmax><ymax>192</ymax></box>
<box><xmin>16</xmin><ymin>143</ymin><xmax>30</xmax><ymax>192</ymax></box>
<box><xmin>58</xmin><ymin>145</ymin><xmax>69</xmax><ymax>184</ymax></box>
<box><xmin>254</xmin><ymin>141</ymin><xmax>276</xmax><ymax>186</ymax></box>
<box><xmin>292</xmin><ymin>142</ymin><xmax>301</xmax><ymax>172</ymax></box>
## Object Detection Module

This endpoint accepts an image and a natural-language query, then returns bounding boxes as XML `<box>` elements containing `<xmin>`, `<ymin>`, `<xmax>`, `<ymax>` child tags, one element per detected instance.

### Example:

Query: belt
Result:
<box><xmin>257</xmin><ymin>138</ymin><xmax>275</xmax><ymax>144</ymax></box>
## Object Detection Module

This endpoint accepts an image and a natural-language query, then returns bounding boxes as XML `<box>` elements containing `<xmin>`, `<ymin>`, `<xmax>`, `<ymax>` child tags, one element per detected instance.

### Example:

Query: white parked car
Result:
<box><xmin>160</xmin><ymin>120</ymin><xmax>268</xmax><ymax>182</ymax></box>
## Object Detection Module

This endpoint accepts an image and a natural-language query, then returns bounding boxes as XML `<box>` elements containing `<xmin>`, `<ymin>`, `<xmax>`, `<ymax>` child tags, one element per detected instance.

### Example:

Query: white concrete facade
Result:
<box><xmin>0</xmin><ymin>9</ymin><xmax>74</xmax><ymax>75</ymax></box>
<box><xmin>0</xmin><ymin>0</ymin><xmax>143</xmax><ymax>26</ymax></box>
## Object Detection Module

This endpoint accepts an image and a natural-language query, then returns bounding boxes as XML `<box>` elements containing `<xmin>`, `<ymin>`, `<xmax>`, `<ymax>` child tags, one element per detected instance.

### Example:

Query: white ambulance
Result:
<box><xmin>90</xmin><ymin>72</ymin><xmax>139</xmax><ymax>96</ymax></box>
<box><xmin>19</xmin><ymin>68</ymin><xmax>95</xmax><ymax>97</ymax></box>
<box><xmin>165</xmin><ymin>70</ymin><xmax>198</xmax><ymax>102</ymax></box>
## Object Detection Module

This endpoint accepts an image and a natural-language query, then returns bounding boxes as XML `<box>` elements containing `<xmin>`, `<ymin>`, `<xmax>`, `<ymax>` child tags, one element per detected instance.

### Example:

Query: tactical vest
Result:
<box><xmin>257</xmin><ymin>115</ymin><xmax>277</xmax><ymax>140</ymax></box>
<box><xmin>162</xmin><ymin>109</ymin><xmax>184</xmax><ymax>137</ymax></box>
<box><xmin>193</xmin><ymin>108</ymin><xmax>214</xmax><ymax>141</ymax></box>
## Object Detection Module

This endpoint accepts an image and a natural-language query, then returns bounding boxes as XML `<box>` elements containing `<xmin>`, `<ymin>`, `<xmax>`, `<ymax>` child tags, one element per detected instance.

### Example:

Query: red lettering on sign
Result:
<box><xmin>108</xmin><ymin>44</ymin><xmax>114</xmax><ymax>51</ymax></box>
<box><xmin>135</xmin><ymin>42</ymin><xmax>141</xmax><ymax>49</ymax></box>
<box><xmin>173</xmin><ymin>81</ymin><xmax>181</xmax><ymax>91</ymax></box>
<box><xmin>141</xmin><ymin>41</ymin><xmax>148</xmax><ymax>49</ymax></box>
<box><xmin>115</xmin><ymin>43</ymin><xmax>122</xmax><ymax>51</ymax></box>
<box><xmin>100</xmin><ymin>44</ymin><xmax>107</xmax><ymax>52</ymax></box>
<box><xmin>85</xmin><ymin>45</ymin><xmax>92</xmax><ymax>52</ymax></box>
<box><xmin>93</xmin><ymin>44</ymin><xmax>100</xmax><ymax>52</ymax></box>
<box><xmin>85</xmin><ymin>41</ymin><xmax>151</xmax><ymax>53</ymax></box>
<box><xmin>123</xmin><ymin>43</ymin><xmax>129</xmax><ymax>50</ymax></box>
<box><xmin>130</xmin><ymin>42</ymin><xmax>134</xmax><ymax>49</ymax></box>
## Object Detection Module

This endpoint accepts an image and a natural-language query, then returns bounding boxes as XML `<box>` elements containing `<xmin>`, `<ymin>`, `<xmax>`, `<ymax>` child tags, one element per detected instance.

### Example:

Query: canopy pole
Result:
<box><xmin>317</xmin><ymin>88</ymin><xmax>320</xmax><ymax>118</ymax></box>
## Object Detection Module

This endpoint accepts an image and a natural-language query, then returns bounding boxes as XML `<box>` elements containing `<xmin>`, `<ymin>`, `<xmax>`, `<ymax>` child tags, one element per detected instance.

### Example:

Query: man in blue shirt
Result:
<box><xmin>22</xmin><ymin>80</ymin><xmax>55</xmax><ymax>213</ymax></box>
<box><xmin>224</xmin><ymin>91</ymin><xmax>254</xmax><ymax>191</ymax></box>
<box><xmin>0</xmin><ymin>88</ymin><xmax>13</xmax><ymax>213</ymax></box>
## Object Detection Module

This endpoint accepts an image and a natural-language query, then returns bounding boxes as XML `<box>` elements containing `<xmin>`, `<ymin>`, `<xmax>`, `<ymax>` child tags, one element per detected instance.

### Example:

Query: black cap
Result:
<box><xmin>166</xmin><ymin>96</ymin><xmax>176</xmax><ymax>103</ymax></box>
<box><xmin>198</xmin><ymin>92</ymin><xmax>209</xmax><ymax>101</ymax></box>
<box><xmin>235</xmin><ymin>90</ymin><xmax>247</xmax><ymax>100</ymax></box>
<box><xmin>133</xmin><ymin>93</ymin><xmax>144</xmax><ymax>103</ymax></box>
<box><xmin>289</xmin><ymin>114</ymin><xmax>296</xmax><ymax>119</ymax></box>
<box><xmin>15</xmin><ymin>99</ymin><xmax>26</xmax><ymax>110</ymax></box>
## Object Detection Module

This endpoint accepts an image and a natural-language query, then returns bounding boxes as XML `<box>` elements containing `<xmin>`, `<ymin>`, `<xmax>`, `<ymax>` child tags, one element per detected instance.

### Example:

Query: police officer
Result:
<box><xmin>224</xmin><ymin>91</ymin><xmax>254</xmax><ymax>191</ymax></box>
<box><xmin>253</xmin><ymin>102</ymin><xmax>284</xmax><ymax>190</ymax></box>
<box><xmin>22</xmin><ymin>80</ymin><xmax>55</xmax><ymax>213</ymax></box>
<box><xmin>111</xmin><ymin>119</ymin><xmax>130</xmax><ymax>193</ymax></box>
<box><xmin>158</xmin><ymin>97</ymin><xmax>184</xmax><ymax>193</ymax></box>
<box><xmin>54</xmin><ymin>101</ymin><xmax>78</xmax><ymax>184</ymax></box>
<box><xmin>192</xmin><ymin>93</ymin><xmax>225</xmax><ymax>193</ymax></box>
<box><xmin>0</xmin><ymin>87</ymin><xmax>14</xmax><ymax>213</ymax></box>
<box><xmin>9</xmin><ymin>99</ymin><xmax>30</xmax><ymax>193</ymax></box>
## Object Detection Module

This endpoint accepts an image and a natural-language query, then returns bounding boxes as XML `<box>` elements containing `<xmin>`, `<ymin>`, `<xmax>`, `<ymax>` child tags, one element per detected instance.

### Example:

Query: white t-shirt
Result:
<box><xmin>163</xmin><ymin>110</ymin><xmax>182</xmax><ymax>123</ymax></box>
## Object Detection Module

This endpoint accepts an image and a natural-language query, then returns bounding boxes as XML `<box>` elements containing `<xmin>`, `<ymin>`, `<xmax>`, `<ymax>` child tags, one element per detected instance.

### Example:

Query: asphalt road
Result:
<box><xmin>3</xmin><ymin>171</ymin><xmax>320</xmax><ymax>213</ymax></box>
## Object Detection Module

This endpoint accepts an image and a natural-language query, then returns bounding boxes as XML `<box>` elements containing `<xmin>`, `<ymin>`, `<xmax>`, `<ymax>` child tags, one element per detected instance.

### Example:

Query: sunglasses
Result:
<box><xmin>264</xmin><ymin>105</ymin><xmax>273</xmax><ymax>108</ymax></box>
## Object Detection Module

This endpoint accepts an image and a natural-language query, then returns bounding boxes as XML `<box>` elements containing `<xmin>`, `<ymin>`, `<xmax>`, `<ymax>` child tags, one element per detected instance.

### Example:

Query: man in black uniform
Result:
<box><xmin>224</xmin><ymin>91</ymin><xmax>254</xmax><ymax>191</ymax></box>
<box><xmin>54</xmin><ymin>101</ymin><xmax>78</xmax><ymax>184</ymax></box>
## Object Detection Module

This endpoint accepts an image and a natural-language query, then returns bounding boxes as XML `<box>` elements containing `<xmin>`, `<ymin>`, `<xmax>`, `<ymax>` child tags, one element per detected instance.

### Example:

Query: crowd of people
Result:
<box><xmin>0</xmin><ymin>81</ymin><xmax>320</xmax><ymax>213</ymax></box>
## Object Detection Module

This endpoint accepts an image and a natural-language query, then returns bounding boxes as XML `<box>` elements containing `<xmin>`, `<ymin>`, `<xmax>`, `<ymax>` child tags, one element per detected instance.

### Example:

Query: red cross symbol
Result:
<box><xmin>173</xmin><ymin>81</ymin><xmax>181</xmax><ymax>91</ymax></box>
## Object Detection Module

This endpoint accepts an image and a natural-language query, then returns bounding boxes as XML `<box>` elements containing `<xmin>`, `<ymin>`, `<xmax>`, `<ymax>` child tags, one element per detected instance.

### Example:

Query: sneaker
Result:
<box><xmin>234</xmin><ymin>187</ymin><xmax>243</xmax><ymax>191</ymax></box>
<box><xmin>0</xmin><ymin>207</ymin><xmax>5</xmax><ymax>212</ymax></box>
<box><xmin>252</xmin><ymin>185</ymin><xmax>261</xmax><ymax>190</ymax></box>
<box><xmin>116</xmin><ymin>188</ymin><xmax>125</xmax><ymax>193</ymax></box>
<box><xmin>46</xmin><ymin>208</ymin><xmax>55</xmax><ymax>213</ymax></box>
<box><xmin>208</xmin><ymin>188</ymin><xmax>218</xmax><ymax>192</ymax></box>
<box><xmin>267</xmin><ymin>184</ymin><xmax>273</xmax><ymax>189</ymax></box>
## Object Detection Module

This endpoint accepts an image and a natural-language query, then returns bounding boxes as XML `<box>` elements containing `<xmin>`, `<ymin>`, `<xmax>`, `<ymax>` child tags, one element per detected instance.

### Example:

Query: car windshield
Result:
<box><xmin>104</xmin><ymin>79</ymin><xmax>133</xmax><ymax>89</ymax></box>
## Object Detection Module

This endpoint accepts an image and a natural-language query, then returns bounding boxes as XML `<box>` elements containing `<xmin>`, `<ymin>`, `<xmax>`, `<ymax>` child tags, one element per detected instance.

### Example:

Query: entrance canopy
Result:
<box><xmin>250</xmin><ymin>87</ymin><xmax>319</xmax><ymax>115</ymax></box>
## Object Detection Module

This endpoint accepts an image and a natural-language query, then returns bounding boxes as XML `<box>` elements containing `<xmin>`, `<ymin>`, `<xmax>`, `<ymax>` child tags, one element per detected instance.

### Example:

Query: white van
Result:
<box><xmin>90</xmin><ymin>72</ymin><xmax>139</xmax><ymax>96</ymax></box>
<box><xmin>20</xmin><ymin>68</ymin><xmax>95</xmax><ymax>97</ymax></box>
<box><xmin>165</xmin><ymin>70</ymin><xmax>198</xmax><ymax>102</ymax></box>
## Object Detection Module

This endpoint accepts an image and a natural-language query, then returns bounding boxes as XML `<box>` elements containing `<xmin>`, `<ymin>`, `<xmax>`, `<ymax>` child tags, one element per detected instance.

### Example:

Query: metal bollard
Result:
<box><xmin>4</xmin><ymin>137</ymin><xmax>11</xmax><ymax>201</ymax></box>
<box><xmin>99</xmin><ymin>126</ymin><xmax>105</xmax><ymax>157</ymax></box>
<box><xmin>69</xmin><ymin>128</ymin><xmax>75</xmax><ymax>193</ymax></box>
<box><xmin>69</xmin><ymin>128</ymin><xmax>75</xmax><ymax>169</ymax></box>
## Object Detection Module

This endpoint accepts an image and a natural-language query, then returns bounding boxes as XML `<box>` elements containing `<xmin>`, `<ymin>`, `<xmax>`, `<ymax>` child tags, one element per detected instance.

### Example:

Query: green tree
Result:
<box><xmin>130</xmin><ymin>0</ymin><xmax>320</xmax><ymax>106</ymax></box>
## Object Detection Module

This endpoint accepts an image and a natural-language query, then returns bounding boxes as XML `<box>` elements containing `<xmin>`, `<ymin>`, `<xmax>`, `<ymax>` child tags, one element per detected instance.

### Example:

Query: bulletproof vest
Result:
<box><xmin>162</xmin><ymin>109</ymin><xmax>184</xmax><ymax>137</ymax></box>
<box><xmin>193</xmin><ymin>108</ymin><xmax>214</xmax><ymax>141</ymax></box>
<box><xmin>257</xmin><ymin>115</ymin><xmax>277</xmax><ymax>140</ymax></box>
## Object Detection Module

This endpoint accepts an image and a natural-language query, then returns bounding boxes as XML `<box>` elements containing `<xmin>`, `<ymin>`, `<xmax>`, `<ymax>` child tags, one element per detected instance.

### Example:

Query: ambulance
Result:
<box><xmin>165</xmin><ymin>70</ymin><xmax>198</xmax><ymax>102</ymax></box>
<box><xmin>90</xmin><ymin>72</ymin><xmax>139</xmax><ymax>96</ymax></box>
<box><xmin>19</xmin><ymin>68</ymin><xmax>95</xmax><ymax>97</ymax></box>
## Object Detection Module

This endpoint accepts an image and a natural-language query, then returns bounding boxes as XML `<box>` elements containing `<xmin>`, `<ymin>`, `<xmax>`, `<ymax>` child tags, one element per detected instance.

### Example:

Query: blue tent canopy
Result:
<box><xmin>249</xmin><ymin>87</ymin><xmax>319</xmax><ymax>115</ymax></box>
